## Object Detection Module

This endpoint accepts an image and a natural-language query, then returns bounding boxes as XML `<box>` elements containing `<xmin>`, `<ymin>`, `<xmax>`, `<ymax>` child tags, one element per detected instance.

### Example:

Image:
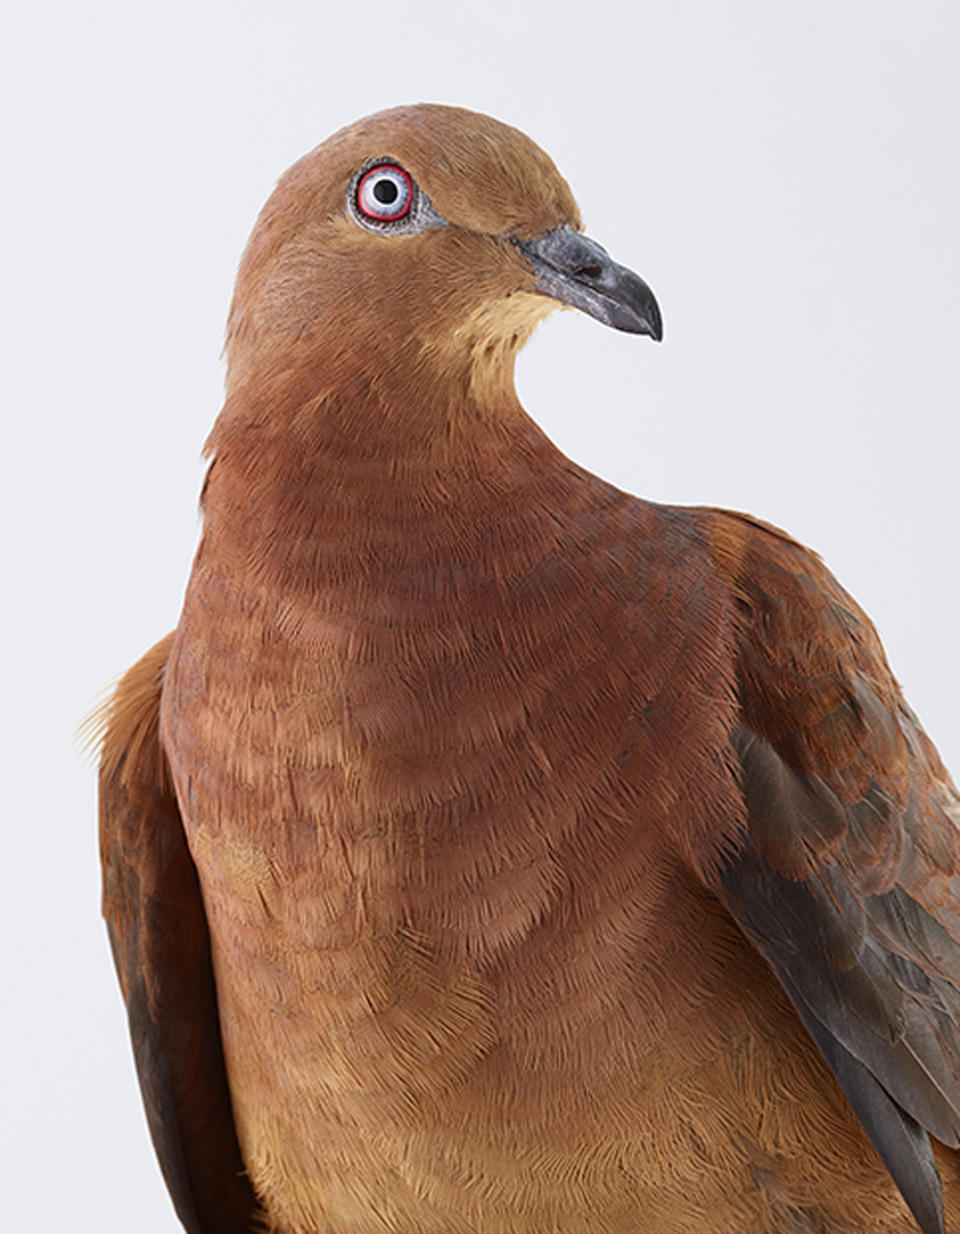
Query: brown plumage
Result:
<box><xmin>96</xmin><ymin>104</ymin><xmax>960</xmax><ymax>1233</ymax></box>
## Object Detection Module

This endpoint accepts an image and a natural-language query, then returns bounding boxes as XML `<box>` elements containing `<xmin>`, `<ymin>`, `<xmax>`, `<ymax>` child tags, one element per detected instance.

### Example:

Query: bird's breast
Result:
<box><xmin>159</xmin><ymin>500</ymin><xmax>760</xmax><ymax>1233</ymax></box>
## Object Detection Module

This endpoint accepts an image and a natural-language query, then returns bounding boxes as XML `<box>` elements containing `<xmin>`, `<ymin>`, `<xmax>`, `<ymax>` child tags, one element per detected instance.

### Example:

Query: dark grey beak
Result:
<box><xmin>515</xmin><ymin>228</ymin><xmax>663</xmax><ymax>340</ymax></box>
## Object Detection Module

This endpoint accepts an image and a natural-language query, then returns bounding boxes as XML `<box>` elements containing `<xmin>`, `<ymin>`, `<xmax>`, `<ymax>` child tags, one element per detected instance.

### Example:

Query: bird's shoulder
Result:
<box><xmin>684</xmin><ymin>499</ymin><xmax>960</xmax><ymax>906</ymax></box>
<box><xmin>690</xmin><ymin>502</ymin><xmax>898</xmax><ymax>773</ymax></box>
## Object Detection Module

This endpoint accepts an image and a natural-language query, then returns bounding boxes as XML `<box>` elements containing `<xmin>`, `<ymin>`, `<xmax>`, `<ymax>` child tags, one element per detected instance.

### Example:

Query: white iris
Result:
<box><xmin>358</xmin><ymin>167</ymin><xmax>411</xmax><ymax>220</ymax></box>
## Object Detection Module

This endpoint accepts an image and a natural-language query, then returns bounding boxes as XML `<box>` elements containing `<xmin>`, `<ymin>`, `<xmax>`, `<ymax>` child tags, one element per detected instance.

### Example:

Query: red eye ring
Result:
<box><xmin>355</xmin><ymin>163</ymin><xmax>414</xmax><ymax>222</ymax></box>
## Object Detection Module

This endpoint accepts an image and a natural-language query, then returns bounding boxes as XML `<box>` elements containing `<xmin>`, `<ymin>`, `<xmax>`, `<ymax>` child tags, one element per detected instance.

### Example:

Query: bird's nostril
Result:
<box><xmin>576</xmin><ymin>264</ymin><xmax>603</xmax><ymax>279</ymax></box>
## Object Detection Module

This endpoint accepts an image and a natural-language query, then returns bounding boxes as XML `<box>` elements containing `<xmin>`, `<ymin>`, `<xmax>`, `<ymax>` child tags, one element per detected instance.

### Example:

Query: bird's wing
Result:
<box><xmin>700</xmin><ymin>508</ymin><xmax>960</xmax><ymax>1234</ymax></box>
<box><xmin>97</xmin><ymin>632</ymin><xmax>258</xmax><ymax>1233</ymax></box>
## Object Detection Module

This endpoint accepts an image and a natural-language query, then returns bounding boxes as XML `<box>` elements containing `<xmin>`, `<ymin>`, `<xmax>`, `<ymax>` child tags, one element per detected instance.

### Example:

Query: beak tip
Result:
<box><xmin>641</xmin><ymin>293</ymin><xmax>664</xmax><ymax>343</ymax></box>
<box><xmin>625</xmin><ymin>306</ymin><xmax>663</xmax><ymax>342</ymax></box>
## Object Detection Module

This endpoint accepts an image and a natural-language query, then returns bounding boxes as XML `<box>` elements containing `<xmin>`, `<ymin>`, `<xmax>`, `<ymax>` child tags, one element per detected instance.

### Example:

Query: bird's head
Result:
<box><xmin>223</xmin><ymin>104</ymin><xmax>661</xmax><ymax>433</ymax></box>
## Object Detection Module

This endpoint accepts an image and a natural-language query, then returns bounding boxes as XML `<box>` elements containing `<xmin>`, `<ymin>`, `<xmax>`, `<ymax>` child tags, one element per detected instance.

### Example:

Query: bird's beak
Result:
<box><xmin>515</xmin><ymin>228</ymin><xmax>663</xmax><ymax>340</ymax></box>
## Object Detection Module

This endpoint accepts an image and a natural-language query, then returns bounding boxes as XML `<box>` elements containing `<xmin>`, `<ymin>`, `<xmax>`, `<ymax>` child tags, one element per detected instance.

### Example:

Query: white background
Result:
<box><xmin>3</xmin><ymin>2</ymin><xmax>958</xmax><ymax>1231</ymax></box>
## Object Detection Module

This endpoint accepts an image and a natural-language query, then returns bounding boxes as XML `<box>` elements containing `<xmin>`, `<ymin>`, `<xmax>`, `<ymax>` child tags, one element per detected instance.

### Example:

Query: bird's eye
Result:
<box><xmin>355</xmin><ymin>163</ymin><xmax>413</xmax><ymax>223</ymax></box>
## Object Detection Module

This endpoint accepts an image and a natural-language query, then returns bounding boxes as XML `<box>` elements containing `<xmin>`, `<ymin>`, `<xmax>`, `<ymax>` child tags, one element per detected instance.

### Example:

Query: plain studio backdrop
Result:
<box><xmin>2</xmin><ymin>2</ymin><xmax>957</xmax><ymax>1230</ymax></box>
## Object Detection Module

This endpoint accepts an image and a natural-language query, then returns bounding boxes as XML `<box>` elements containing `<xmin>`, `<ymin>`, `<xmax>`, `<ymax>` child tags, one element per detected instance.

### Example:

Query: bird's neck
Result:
<box><xmin>198</xmin><ymin>365</ymin><xmax>601</xmax><ymax>599</ymax></box>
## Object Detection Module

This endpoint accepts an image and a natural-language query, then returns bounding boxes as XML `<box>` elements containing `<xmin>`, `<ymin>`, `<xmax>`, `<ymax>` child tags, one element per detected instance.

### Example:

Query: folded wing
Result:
<box><xmin>97</xmin><ymin>633</ymin><xmax>258</xmax><ymax>1233</ymax></box>
<box><xmin>701</xmin><ymin>509</ymin><xmax>960</xmax><ymax>1234</ymax></box>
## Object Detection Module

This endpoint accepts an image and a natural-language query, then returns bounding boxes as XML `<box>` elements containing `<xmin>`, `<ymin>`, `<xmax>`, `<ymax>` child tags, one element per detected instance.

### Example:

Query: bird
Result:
<box><xmin>95</xmin><ymin>103</ymin><xmax>960</xmax><ymax>1234</ymax></box>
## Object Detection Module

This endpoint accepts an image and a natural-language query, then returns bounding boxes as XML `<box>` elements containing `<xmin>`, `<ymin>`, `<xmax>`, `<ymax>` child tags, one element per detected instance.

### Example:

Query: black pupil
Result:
<box><xmin>373</xmin><ymin>178</ymin><xmax>399</xmax><ymax>206</ymax></box>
